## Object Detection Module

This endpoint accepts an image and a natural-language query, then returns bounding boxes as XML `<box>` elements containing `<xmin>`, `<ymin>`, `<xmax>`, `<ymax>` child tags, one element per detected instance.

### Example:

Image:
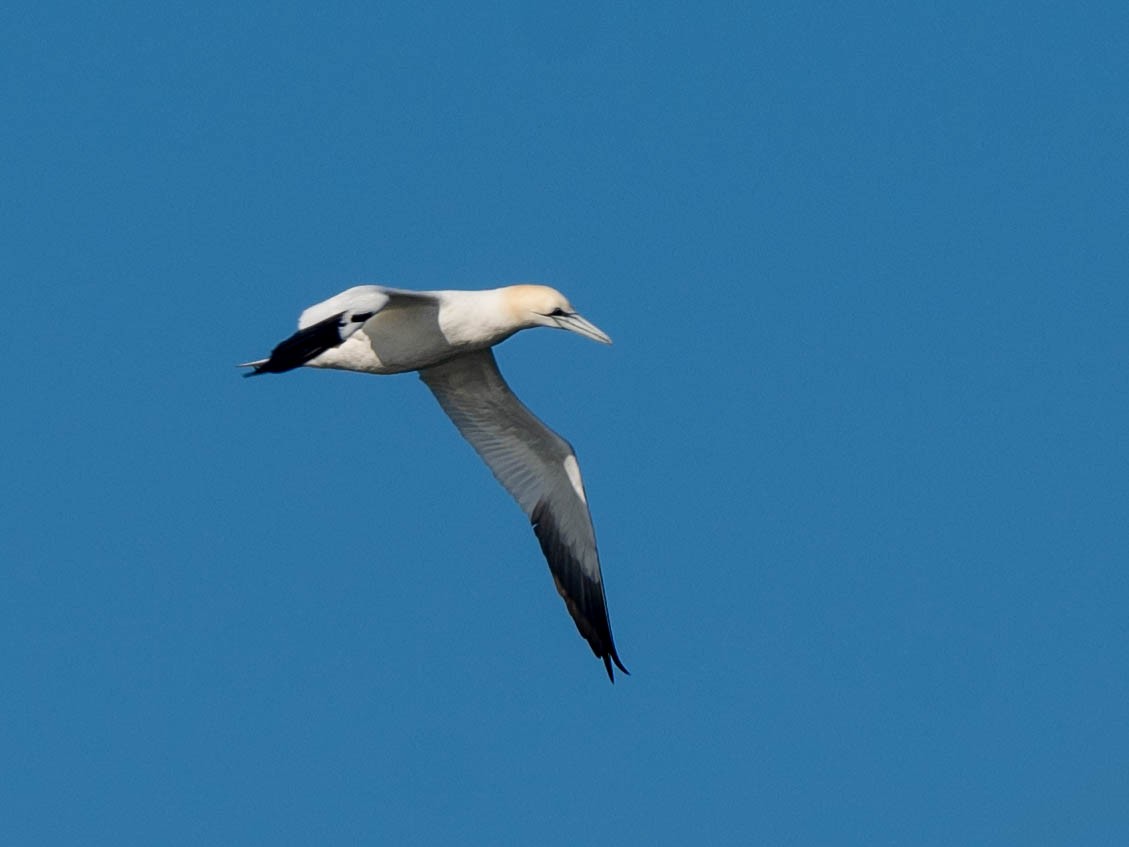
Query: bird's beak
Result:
<box><xmin>555</xmin><ymin>313</ymin><xmax>613</xmax><ymax>344</ymax></box>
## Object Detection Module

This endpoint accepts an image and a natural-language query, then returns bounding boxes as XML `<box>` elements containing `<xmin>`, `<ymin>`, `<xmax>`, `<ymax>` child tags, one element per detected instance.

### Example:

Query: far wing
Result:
<box><xmin>419</xmin><ymin>349</ymin><xmax>627</xmax><ymax>681</ymax></box>
<box><xmin>243</xmin><ymin>286</ymin><xmax>434</xmax><ymax>376</ymax></box>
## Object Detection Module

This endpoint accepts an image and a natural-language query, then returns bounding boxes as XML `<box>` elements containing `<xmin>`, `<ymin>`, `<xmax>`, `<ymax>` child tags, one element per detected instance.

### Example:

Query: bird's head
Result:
<box><xmin>504</xmin><ymin>285</ymin><xmax>612</xmax><ymax>344</ymax></box>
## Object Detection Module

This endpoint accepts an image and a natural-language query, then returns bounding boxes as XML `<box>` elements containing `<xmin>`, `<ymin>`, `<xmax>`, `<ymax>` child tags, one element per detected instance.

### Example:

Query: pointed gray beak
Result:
<box><xmin>555</xmin><ymin>312</ymin><xmax>613</xmax><ymax>344</ymax></box>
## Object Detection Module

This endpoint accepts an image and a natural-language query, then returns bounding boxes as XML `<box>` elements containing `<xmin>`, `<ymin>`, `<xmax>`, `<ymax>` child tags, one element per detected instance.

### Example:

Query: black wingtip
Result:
<box><xmin>530</xmin><ymin>498</ymin><xmax>630</xmax><ymax>685</ymax></box>
<box><xmin>244</xmin><ymin>310</ymin><xmax>348</xmax><ymax>378</ymax></box>
<box><xmin>604</xmin><ymin>650</ymin><xmax>629</xmax><ymax>683</ymax></box>
<box><xmin>601</xmin><ymin>644</ymin><xmax>630</xmax><ymax>683</ymax></box>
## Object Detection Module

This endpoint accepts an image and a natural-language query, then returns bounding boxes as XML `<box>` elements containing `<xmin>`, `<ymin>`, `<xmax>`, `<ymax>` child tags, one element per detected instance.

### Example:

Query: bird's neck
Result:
<box><xmin>439</xmin><ymin>289</ymin><xmax>527</xmax><ymax>347</ymax></box>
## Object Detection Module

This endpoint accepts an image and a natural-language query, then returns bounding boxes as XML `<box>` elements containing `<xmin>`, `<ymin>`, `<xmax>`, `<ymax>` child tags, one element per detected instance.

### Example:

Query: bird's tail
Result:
<box><xmin>238</xmin><ymin>359</ymin><xmax>269</xmax><ymax>377</ymax></box>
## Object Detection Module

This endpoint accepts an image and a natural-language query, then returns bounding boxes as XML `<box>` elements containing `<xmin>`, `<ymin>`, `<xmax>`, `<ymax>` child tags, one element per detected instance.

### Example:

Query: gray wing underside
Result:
<box><xmin>418</xmin><ymin>349</ymin><xmax>627</xmax><ymax>681</ymax></box>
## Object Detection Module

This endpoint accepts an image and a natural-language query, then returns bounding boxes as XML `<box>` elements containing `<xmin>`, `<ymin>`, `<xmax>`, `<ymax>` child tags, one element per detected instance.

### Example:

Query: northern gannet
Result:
<box><xmin>242</xmin><ymin>284</ymin><xmax>628</xmax><ymax>681</ymax></box>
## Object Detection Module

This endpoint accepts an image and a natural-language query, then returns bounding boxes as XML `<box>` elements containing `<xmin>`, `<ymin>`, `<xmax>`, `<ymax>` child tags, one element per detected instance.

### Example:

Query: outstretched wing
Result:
<box><xmin>419</xmin><ymin>349</ymin><xmax>627</xmax><ymax>681</ymax></box>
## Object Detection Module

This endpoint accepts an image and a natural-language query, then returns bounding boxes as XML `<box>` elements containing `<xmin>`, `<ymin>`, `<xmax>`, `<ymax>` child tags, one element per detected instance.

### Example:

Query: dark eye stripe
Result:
<box><xmin>549</xmin><ymin>307</ymin><xmax>568</xmax><ymax>317</ymax></box>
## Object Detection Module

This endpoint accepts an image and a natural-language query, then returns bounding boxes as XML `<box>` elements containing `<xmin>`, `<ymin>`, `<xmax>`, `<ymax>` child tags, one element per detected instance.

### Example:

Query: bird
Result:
<box><xmin>241</xmin><ymin>284</ymin><xmax>629</xmax><ymax>681</ymax></box>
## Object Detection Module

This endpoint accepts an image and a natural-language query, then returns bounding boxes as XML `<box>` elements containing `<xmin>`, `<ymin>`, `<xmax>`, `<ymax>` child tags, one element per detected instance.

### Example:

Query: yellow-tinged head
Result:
<box><xmin>502</xmin><ymin>285</ymin><xmax>612</xmax><ymax>344</ymax></box>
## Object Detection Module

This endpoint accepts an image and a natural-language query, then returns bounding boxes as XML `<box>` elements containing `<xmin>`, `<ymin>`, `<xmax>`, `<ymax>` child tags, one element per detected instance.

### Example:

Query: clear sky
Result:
<box><xmin>3</xmin><ymin>2</ymin><xmax>1127</xmax><ymax>844</ymax></box>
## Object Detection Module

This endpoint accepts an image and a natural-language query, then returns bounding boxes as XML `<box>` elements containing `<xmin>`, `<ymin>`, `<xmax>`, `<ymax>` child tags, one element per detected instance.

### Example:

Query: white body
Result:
<box><xmin>304</xmin><ymin>288</ymin><xmax>521</xmax><ymax>374</ymax></box>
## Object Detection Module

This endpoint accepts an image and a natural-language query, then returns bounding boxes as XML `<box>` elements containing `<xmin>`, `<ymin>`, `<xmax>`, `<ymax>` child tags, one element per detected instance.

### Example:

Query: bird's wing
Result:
<box><xmin>419</xmin><ymin>348</ymin><xmax>627</xmax><ymax>681</ymax></box>
<box><xmin>296</xmin><ymin>285</ymin><xmax>436</xmax><ymax>329</ymax></box>
<box><xmin>243</xmin><ymin>286</ymin><xmax>436</xmax><ymax>376</ymax></box>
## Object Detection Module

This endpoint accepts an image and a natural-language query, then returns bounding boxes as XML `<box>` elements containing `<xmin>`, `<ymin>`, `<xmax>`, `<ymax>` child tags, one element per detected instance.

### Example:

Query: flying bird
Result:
<box><xmin>242</xmin><ymin>284</ymin><xmax>628</xmax><ymax>681</ymax></box>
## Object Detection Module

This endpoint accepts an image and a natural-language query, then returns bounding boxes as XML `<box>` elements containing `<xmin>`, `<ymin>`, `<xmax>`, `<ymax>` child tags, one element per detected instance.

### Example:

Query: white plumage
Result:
<box><xmin>243</xmin><ymin>284</ymin><xmax>628</xmax><ymax>681</ymax></box>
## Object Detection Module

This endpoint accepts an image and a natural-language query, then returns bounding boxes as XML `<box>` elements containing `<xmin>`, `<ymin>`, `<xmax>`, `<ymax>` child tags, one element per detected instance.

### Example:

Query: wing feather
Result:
<box><xmin>245</xmin><ymin>286</ymin><xmax>439</xmax><ymax>376</ymax></box>
<box><xmin>419</xmin><ymin>349</ymin><xmax>627</xmax><ymax>681</ymax></box>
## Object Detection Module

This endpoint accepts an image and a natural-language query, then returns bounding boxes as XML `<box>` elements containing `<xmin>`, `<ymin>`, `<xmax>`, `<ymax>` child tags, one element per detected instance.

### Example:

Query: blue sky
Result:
<box><xmin>3</xmin><ymin>2</ymin><xmax>1127</xmax><ymax>844</ymax></box>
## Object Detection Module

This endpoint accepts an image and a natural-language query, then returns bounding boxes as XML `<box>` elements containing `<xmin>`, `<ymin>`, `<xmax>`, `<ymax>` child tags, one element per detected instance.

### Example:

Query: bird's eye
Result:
<box><xmin>548</xmin><ymin>307</ymin><xmax>569</xmax><ymax>317</ymax></box>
